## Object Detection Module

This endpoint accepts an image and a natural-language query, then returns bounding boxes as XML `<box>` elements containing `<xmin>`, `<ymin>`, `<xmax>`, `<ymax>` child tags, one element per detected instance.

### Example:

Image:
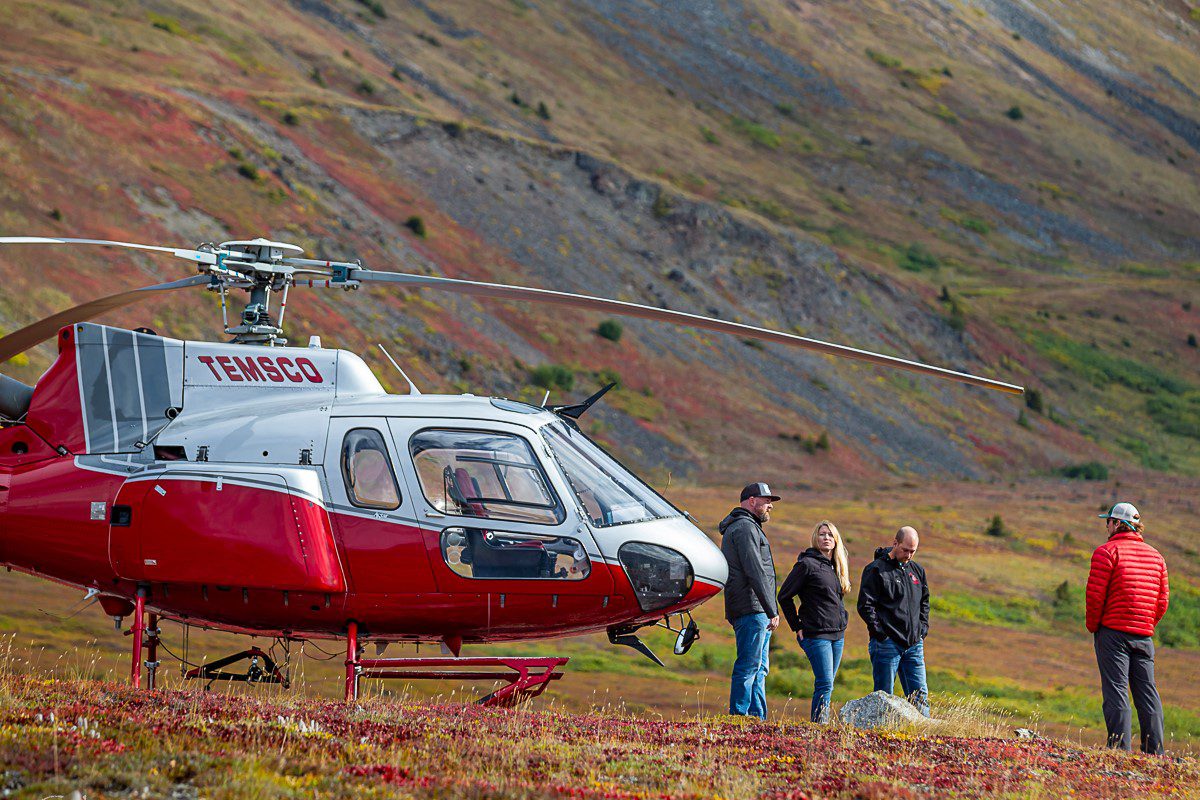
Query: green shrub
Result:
<box><xmin>282</xmin><ymin>110</ymin><xmax>299</xmax><ymax>126</ymax></box>
<box><xmin>959</xmin><ymin>216</ymin><xmax>990</xmax><ymax>234</ymax></box>
<box><xmin>1146</xmin><ymin>392</ymin><xmax>1200</xmax><ymax>439</ymax></box>
<box><xmin>1017</xmin><ymin>409</ymin><xmax>1030</xmax><ymax>428</ymax></box>
<box><xmin>530</xmin><ymin>364</ymin><xmax>574</xmax><ymax>391</ymax></box>
<box><xmin>355</xmin><ymin>0</ymin><xmax>387</xmax><ymax>18</ymax></box>
<box><xmin>595</xmin><ymin>367</ymin><xmax>622</xmax><ymax>389</ymax></box>
<box><xmin>985</xmin><ymin>514</ymin><xmax>1009</xmax><ymax>537</ymax></box>
<box><xmin>652</xmin><ymin>192</ymin><xmax>673</xmax><ymax>219</ymax></box>
<box><xmin>236</xmin><ymin>162</ymin><xmax>259</xmax><ymax>181</ymax></box>
<box><xmin>946</xmin><ymin>298</ymin><xmax>966</xmax><ymax>332</ymax></box>
<box><xmin>933</xmin><ymin>103</ymin><xmax>959</xmax><ymax>124</ymax></box>
<box><xmin>1050</xmin><ymin>581</ymin><xmax>1083</xmax><ymax>624</ymax></box>
<box><xmin>309</xmin><ymin>67</ymin><xmax>326</xmax><ymax>87</ymax></box>
<box><xmin>699</xmin><ymin>126</ymin><xmax>719</xmax><ymax>145</ymax></box>
<box><xmin>866</xmin><ymin>49</ymin><xmax>902</xmax><ymax>69</ymax></box>
<box><xmin>1058</xmin><ymin>461</ymin><xmax>1109</xmax><ymax>480</ymax></box>
<box><xmin>930</xmin><ymin>592</ymin><xmax>1035</xmax><ymax>626</ymax></box>
<box><xmin>404</xmin><ymin>215</ymin><xmax>427</xmax><ymax>238</ymax></box>
<box><xmin>1028</xmin><ymin>331</ymin><xmax>1189</xmax><ymax>395</ymax></box>
<box><xmin>1188</xmin><ymin>334</ymin><xmax>1197</xmax><ymax>348</ymax></box>
<box><xmin>148</xmin><ymin>12</ymin><xmax>184</xmax><ymax>35</ymax></box>
<box><xmin>778</xmin><ymin>432</ymin><xmax>829</xmax><ymax>454</ymax></box>
<box><xmin>356</xmin><ymin>79</ymin><xmax>376</xmax><ymax>96</ymax></box>
<box><xmin>1006</xmin><ymin>105</ymin><xmax>1024</xmax><ymax>120</ymax></box>
<box><xmin>1158</xmin><ymin>586</ymin><xmax>1200</xmax><ymax>648</ymax></box>
<box><xmin>536</xmin><ymin>101</ymin><xmax>551</xmax><ymax>120</ymax></box>
<box><xmin>1053</xmin><ymin>580</ymin><xmax>1072</xmax><ymax>605</ymax></box>
<box><xmin>730</xmin><ymin>117</ymin><xmax>781</xmax><ymax>149</ymax></box>
<box><xmin>596</xmin><ymin>320</ymin><xmax>623</xmax><ymax>342</ymax></box>
<box><xmin>898</xmin><ymin>242</ymin><xmax>939</xmax><ymax>272</ymax></box>
<box><xmin>1024</xmin><ymin>388</ymin><xmax>1044</xmax><ymax>413</ymax></box>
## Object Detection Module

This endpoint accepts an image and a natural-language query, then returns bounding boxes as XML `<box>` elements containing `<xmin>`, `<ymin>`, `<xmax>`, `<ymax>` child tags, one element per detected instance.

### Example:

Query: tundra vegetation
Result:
<box><xmin>0</xmin><ymin>0</ymin><xmax>1199</xmax><ymax>786</ymax></box>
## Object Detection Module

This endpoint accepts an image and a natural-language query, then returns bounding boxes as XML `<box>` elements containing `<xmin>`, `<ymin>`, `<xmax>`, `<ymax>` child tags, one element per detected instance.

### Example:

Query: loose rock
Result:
<box><xmin>839</xmin><ymin>690</ymin><xmax>929</xmax><ymax>729</ymax></box>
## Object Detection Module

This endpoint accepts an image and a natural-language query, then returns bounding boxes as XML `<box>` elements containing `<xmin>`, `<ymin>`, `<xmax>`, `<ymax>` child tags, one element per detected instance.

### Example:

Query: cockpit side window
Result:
<box><xmin>409</xmin><ymin>429</ymin><xmax>564</xmax><ymax>525</ymax></box>
<box><xmin>341</xmin><ymin>428</ymin><xmax>401</xmax><ymax>510</ymax></box>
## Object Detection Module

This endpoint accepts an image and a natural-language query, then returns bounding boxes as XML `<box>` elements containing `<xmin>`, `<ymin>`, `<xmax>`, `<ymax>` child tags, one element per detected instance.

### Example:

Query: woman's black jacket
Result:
<box><xmin>776</xmin><ymin>548</ymin><xmax>849</xmax><ymax>638</ymax></box>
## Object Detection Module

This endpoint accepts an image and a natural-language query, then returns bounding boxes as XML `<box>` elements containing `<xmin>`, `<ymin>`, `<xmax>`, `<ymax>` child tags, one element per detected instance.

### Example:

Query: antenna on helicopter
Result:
<box><xmin>377</xmin><ymin>344</ymin><xmax>421</xmax><ymax>395</ymax></box>
<box><xmin>551</xmin><ymin>382</ymin><xmax>616</xmax><ymax>420</ymax></box>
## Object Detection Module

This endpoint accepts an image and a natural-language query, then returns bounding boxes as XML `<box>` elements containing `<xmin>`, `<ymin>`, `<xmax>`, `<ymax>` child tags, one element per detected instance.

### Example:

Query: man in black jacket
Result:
<box><xmin>857</xmin><ymin>526</ymin><xmax>930</xmax><ymax>716</ymax></box>
<box><xmin>719</xmin><ymin>482</ymin><xmax>781</xmax><ymax>719</ymax></box>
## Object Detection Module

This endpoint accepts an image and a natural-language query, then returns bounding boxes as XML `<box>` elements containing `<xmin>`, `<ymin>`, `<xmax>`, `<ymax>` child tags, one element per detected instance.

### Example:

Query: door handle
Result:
<box><xmin>425</xmin><ymin>510</ymin><xmax>445</xmax><ymax>518</ymax></box>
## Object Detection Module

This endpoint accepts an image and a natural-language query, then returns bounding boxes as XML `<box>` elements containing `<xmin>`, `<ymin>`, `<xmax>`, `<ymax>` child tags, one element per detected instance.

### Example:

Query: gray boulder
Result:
<box><xmin>838</xmin><ymin>691</ymin><xmax>929</xmax><ymax>729</ymax></box>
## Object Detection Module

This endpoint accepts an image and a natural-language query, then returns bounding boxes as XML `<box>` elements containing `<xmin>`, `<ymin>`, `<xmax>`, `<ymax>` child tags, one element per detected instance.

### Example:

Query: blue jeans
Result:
<box><xmin>730</xmin><ymin>612</ymin><xmax>771</xmax><ymax>719</ymax></box>
<box><xmin>868</xmin><ymin>637</ymin><xmax>930</xmax><ymax>716</ymax></box>
<box><xmin>799</xmin><ymin>636</ymin><xmax>844</xmax><ymax>723</ymax></box>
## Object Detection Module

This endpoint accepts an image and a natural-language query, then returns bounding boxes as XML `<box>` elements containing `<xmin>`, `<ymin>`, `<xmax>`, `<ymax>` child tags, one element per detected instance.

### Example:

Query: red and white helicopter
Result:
<box><xmin>0</xmin><ymin>236</ymin><xmax>1021</xmax><ymax>704</ymax></box>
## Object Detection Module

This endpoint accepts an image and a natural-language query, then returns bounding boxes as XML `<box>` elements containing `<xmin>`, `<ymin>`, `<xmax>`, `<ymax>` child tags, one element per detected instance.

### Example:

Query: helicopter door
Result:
<box><xmin>395</xmin><ymin>422</ymin><xmax>614</xmax><ymax>634</ymax></box>
<box><xmin>323</xmin><ymin>419</ymin><xmax>437</xmax><ymax>596</ymax></box>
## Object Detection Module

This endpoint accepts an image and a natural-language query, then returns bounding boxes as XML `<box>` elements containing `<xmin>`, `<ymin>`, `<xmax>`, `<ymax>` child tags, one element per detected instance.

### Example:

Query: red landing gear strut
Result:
<box><xmin>343</xmin><ymin>622</ymin><xmax>568</xmax><ymax>707</ymax></box>
<box><xmin>126</xmin><ymin>587</ymin><xmax>162</xmax><ymax>690</ymax></box>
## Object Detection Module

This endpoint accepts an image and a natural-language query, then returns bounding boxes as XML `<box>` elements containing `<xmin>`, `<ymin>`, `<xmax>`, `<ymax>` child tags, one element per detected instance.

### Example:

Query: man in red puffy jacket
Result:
<box><xmin>1086</xmin><ymin>502</ymin><xmax>1170</xmax><ymax>754</ymax></box>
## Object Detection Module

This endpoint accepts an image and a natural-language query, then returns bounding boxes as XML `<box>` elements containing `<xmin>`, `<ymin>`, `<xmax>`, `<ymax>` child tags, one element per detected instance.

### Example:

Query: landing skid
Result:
<box><xmin>344</xmin><ymin>623</ymin><xmax>566</xmax><ymax>706</ymax></box>
<box><xmin>123</xmin><ymin>612</ymin><xmax>563</xmax><ymax>706</ymax></box>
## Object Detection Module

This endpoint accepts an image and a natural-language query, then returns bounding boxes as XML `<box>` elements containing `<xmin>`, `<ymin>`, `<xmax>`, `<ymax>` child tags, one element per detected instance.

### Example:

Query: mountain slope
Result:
<box><xmin>0</xmin><ymin>0</ymin><xmax>1197</xmax><ymax>478</ymax></box>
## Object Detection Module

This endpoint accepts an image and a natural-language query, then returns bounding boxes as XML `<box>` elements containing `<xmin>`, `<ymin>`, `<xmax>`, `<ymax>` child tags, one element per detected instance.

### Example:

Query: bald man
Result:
<box><xmin>857</xmin><ymin>526</ymin><xmax>930</xmax><ymax>716</ymax></box>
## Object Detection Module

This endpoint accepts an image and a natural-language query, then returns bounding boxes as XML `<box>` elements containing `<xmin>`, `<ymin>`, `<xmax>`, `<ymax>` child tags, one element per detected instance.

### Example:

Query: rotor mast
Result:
<box><xmin>215</xmin><ymin>238</ymin><xmax>305</xmax><ymax>346</ymax></box>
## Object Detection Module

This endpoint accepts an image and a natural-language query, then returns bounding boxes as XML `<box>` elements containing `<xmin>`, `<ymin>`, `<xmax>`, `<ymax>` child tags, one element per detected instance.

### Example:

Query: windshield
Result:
<box><xmin>541</xmin><ymin>421</ymin><xmax>679</xmax><ymax>528</ymax></box>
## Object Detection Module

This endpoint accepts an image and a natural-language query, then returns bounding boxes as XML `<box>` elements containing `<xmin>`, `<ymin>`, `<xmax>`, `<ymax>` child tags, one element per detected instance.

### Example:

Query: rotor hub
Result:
<box><xmin>211</xmin><ymin>239</ymin><xmax>306</xmax><ymax>346</ymax></box>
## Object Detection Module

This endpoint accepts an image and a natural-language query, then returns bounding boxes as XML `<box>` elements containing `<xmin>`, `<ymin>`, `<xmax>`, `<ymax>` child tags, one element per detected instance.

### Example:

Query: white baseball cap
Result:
<box><xmin>1099</xmin><ymin>502</ymin><xmax>1140</xmax><ymax>524</ymax></box>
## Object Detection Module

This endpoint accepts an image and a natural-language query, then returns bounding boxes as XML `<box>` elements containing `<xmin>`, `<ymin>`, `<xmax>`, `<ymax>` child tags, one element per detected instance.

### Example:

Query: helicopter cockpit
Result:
<box><xmin>377</xmin><ymin>399</ymin><xmax>720</xmax><ymax>615</ymax></box>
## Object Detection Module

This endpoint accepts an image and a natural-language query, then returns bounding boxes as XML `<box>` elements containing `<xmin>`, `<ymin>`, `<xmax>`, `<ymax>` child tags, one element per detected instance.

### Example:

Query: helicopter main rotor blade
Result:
<box><xmin>348</xmin><ymin>269</ymin><xmax>1024</xmax><ymax>395</ymax></box>
<box><xmin>0</xmin><ymin>274</ymin><xmax>210</xmax><ymax>363</ymax></box>
<box><xmin>0</xmin><ymin>236</ymin><xmax>222</xmax><ymax>266</ymax></box>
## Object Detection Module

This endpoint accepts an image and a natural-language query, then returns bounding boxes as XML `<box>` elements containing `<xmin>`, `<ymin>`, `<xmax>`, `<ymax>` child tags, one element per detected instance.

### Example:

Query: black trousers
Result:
<box><xmin>1094</xmin><ymin>626</ymin><xmax>1165</xmax><ymax>754</ymax></box>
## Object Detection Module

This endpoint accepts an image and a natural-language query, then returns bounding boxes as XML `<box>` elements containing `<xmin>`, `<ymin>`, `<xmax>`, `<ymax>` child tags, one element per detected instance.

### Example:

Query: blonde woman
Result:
<box><xmin>777</xmin><ymin>520</ymin><xmax>851</xmax><ymax>722</ymax></box>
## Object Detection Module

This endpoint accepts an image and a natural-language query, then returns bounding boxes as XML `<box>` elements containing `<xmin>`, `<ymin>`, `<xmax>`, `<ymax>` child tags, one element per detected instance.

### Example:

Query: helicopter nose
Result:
<box><xmin>602</xmin><ymin>516</ymin><xmax>727</xmax><ymax>611</ymax></box>
<box><xmin>685</xmin><ymin>520</ymin><xmax>728</xmax><ymax>588</ymax></box>
<box><xmin>682</xmin><ymin>524</ymin><xmax>726</xmax><ymax>605</ymax></box>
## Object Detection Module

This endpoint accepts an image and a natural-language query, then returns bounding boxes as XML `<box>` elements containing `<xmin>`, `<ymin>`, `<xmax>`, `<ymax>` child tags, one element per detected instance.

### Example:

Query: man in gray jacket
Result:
<box><xmin>719</xmin><ymin>482</ymin><xmax>781</xmax><ymax>719</ymax></box>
